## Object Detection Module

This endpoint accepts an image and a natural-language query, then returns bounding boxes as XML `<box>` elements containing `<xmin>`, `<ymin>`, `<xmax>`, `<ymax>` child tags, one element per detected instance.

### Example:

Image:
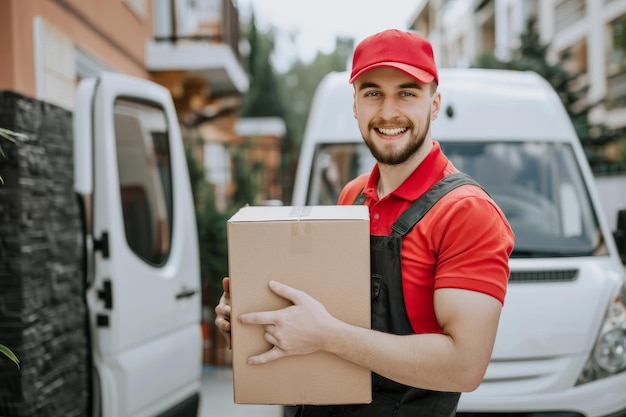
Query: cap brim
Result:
<box><xmin>350</xmin><ymin>62</ymin><xmax>436</xmax><ymax>84</ymax></box>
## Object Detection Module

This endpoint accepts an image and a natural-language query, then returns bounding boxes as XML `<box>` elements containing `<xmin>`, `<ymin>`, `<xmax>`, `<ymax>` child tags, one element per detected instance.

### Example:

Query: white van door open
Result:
<box><xmin>74</xmin><ymin>73</ymin><xmax>202</xmax><ymax>417</ymax></box>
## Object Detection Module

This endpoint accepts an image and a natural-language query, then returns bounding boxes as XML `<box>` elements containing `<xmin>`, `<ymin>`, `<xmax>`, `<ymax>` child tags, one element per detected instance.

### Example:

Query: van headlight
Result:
<box><xmin>576</xmin><ymin>284</ymin><xmax>626</xmax><ymax>385</ymax></box>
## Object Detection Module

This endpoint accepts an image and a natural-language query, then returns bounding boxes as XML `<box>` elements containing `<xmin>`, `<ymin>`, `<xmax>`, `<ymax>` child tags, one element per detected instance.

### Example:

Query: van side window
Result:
<box><xmin>310</xmin><ymin>143</ymin><xmax>376</xmax><ymax>205</ymax></box>
<box><xmin>113</xmin><ymin>99</ymin><xmax>173</xmax><ymax>265</ymax></box>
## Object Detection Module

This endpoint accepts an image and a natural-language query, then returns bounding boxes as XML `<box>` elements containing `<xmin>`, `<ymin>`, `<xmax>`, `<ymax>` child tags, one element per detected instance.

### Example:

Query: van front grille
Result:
<box><xmin>509</xmin><ymin>269</ymin><xmax>578</xmax><ymax>283</ymax></box>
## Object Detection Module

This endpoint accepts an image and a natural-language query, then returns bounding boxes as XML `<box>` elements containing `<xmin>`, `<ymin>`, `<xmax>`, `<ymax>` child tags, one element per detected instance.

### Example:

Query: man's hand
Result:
<box><xmin>214</xmin><ymin>277</ymin><xmax>232</xmax><ymax>349</ymax></box>
<box><xmin>238</xmin><ymin>280</ymin><xmax>337</xmax><ymax>365</ymax></box>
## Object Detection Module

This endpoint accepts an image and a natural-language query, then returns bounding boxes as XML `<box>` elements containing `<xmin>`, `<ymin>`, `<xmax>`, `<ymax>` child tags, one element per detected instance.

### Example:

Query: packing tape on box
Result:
<box><xmin>289</xmin><ymin>206</ymin><xmax>312</xmax><ymax>253</ymax></box>
<box><xmin>288</xmin><ymin>206</ymin><xmax>312</xmax><ymax>236</ymax></box>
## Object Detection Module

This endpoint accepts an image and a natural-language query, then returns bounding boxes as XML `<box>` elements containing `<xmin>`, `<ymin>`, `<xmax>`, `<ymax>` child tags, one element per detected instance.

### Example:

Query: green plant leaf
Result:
<box><xmin>0</xmin><ymin>344</ymin><xmax>20</xmax><ymax>368</ymax></box>
<box><xmin>0</xmin><ymin>128</ymin><xmax>26</xmax><ymax>186</ymax></box>
<box><xmin>0</xmin><ymin>128</ymin><xmax>26</xmax><ymax>142</ymax></box>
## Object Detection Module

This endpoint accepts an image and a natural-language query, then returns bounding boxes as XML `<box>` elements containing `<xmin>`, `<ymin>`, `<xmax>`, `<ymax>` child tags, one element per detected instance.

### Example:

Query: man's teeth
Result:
<box><xmin>378</xmin><ymin>127</ymin><xmax>407</xmax><ymax>135</ymax></box>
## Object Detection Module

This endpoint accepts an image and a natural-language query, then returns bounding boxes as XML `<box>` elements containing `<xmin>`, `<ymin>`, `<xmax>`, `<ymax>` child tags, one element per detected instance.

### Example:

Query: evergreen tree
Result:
<box><xmin>472</xmin><ymin>17</ymin><xmax>623</xmax><ymax>170</ymax></box>
<box><xmin>241</xmin><ymin>13</ymin><xmax>287</xmax><ymax>119</ymax></box>
<box><xmin>230</xmin><ymin>147</ymin><xmax>263</xmax><ymax>208</ymax></box>
<box><xmin>239</xmin><ymin>13</ymin><xmax>296</xmax><ymax>201</ymax></box>
<box><xmin>274</xmin><ymin>36</ymin><xmax>355</xmax><ymax>199</ymax></box>
<box><xmin>277</xmin><ymin>37</ymin><xmax>354</xmax><ymax>147</ymax></box>
<box><xmin>185</xmin><ymin>145</ymin><xmax>231</xmax><ymax>308</ymax></box>
<box><xmin>196</xmin><ymin>188</ymin><xmax>231</xmax><ymax>308</ymax></box>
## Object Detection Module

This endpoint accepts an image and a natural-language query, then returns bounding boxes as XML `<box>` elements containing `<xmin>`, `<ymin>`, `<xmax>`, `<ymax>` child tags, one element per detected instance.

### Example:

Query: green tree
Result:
<box><xmin>185</xmin><ymin>11</ymin><xmax>284</xmax><ymax>307</ymax></box>
<box><xmin>240</xmin><ymin>13</ymin><xmax>357</xmax><ymax>202</ymax></box>
<box><xmin>276</xmin><ymin>36</ymin><xmax>354</xmax><ymax>147</ymax></box>
<box><xmin>472</xmin><ymin>17</ymin><xmax>623</xmax><ymax>170</ymax></box>
<box><xmin>239</xmin><ymin>13</ymin><xmax>297</xmax><ymax>201</ymax></box>
<box><xmin>185</xmin><ymin>142</ymin><xmax>262</xmax><ymax>308</ymax></box>
<box><xmin>196</xmin><ymin>189</ymin><xmax>231</xmax><ymax>308</ymax></box>
<box><xmin>241</xmin><ymin>13</ymin><xmax>287</xmax><ymax>119</ymax></box>
<box><xmin>185</xmin><ymin>144</ymin><xmax>205</xmax><ymax>206</ymax></box>
<box><xmin>230</xmin><ymin>147</ymin><xmax>262</xmax><ymax>208</ymax></box>
<box><xmin>185</xmin><ymin>146</ymin><xmax>231</xmax><ymax>308</ymax></box>
<box><xmin>274</xmin><ymin>36</ymin><xmax>354</xmax><ymax>200</ymax></box>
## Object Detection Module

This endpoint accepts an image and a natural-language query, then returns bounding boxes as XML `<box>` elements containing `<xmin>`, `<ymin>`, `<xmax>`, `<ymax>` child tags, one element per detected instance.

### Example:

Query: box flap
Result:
<box><xmin>228</xmin><ymin>205</ymin><xmax>369</xmax><ymax>223</ymax></box>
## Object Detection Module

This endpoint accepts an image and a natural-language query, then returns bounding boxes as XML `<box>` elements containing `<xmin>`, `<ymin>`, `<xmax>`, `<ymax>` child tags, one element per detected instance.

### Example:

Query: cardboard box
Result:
<box><xmin>227</xmin><ymin>205</ymin><xmax>371</xmax><ymax>405</ymax></box>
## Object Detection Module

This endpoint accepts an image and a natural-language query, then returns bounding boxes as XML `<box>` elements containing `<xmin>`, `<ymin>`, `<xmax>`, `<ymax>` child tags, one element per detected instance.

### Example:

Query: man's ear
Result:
<box><xmin>431</xmin><ymin>91</ymin><xmax>441</xmax><ymax>121</ymax></box>
<box><xmin>353</xmin><ymin>94</ymin><xmax>357</xmax><ymax>119</ymax></box>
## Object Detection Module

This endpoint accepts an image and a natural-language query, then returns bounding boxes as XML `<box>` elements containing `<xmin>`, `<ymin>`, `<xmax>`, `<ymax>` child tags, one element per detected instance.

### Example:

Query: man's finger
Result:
<box><xmin>268</xmin><ymin>280</ymin><xmax>303</xmax><ymax>303</ymax></box>
<box><xmin>238</xmin><ymin>310</ymin><xmax>278</xmax><ymax>325</ymax></box>
<box><xmin>264</xmin><ymin>331</ymin><xmax>278</xmax><ymax>346</ymax></box>
<box><xmin>222</xmin><ymin>277</ymin><xmax>230</xmax><ymax>294</ymax></box>
<box><xmin>215</xmin><ymin>304</ymin><xmax>231</xmax><ymax>318</ymax></box>
<box><xmin>247</xmin><ymin>346</ymin><xmax>285</xmax><ymax>365</ymax></box>
<box><xmin>216</xmin><ymin>316</ymin><xmax>231</xmax><ymax>331</ymax></box>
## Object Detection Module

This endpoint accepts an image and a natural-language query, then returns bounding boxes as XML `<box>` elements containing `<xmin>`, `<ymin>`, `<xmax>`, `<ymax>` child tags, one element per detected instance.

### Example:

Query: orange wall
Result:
<box><xmin>0</xmin><ymin>1</ymin><xmax>20</xmax><ymax>92</ymax></box>
<box><xmin>0</xmin><ymin>0</ymin><xmax>153</xmax><ymax>96</ymax></box>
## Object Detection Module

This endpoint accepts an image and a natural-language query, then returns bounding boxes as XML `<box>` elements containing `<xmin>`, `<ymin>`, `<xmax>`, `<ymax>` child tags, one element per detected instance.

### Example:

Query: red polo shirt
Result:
<box><xmin>338</xmin><ymin>141</ymin><xmax>514</xmax><ymax>334</ymax></box>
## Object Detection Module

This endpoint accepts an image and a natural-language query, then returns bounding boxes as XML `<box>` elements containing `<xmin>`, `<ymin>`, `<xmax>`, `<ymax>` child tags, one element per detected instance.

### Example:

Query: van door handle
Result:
<box><xmin>98</xmin><ymin>280</ymin><xmax>113</xmax><ymax>309</ymax></box>
<box><xmin>176</xmin><ymin>288</ymin><xmax>197</xmax><ymax>300</ymax></box>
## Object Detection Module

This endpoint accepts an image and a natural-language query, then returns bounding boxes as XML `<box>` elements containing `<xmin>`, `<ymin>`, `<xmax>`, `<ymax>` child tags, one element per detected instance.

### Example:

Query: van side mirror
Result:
<box><xmin>614</xmin><ymin>208</ymin><xmax>626</xmax><ymax>265</ymax></box>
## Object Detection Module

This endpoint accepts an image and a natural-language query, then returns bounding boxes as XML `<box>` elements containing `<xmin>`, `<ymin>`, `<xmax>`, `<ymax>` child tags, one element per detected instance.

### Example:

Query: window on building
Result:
<box><xmin>606</xmin><ymin>14</ymin><xmax>626</xmax><ymax>109</ymax></box>
<box><xmin>481</xmin><ymin>20</ymin><xmax>495</xmax><ymax>54</ymax></box>
<box><xmin>561</xmin><ymin>39</ymin><xmax>587</xmax><ymax>75</ymax></box>
<box><xmin>555</xmin><ymin>0</ymin><xmax>586</xmax><ymax>33</ymax></box>
<box><xmin>561</xmin><ymin>39</ymin><xmax>588</xmax><ymax>91</ymax></box>
<box><xmin>608</xmin><ymin>14</ymin><xmax>626</xmax><ymax>74</ymax></box>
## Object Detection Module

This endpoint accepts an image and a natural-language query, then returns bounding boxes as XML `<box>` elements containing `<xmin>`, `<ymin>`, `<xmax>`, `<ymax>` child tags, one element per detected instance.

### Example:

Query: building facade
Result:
<box><xmin>0</xmin><ymin>0</ymin><xmax>247</xmax><ymax>109</ymax></box>
<box><xmin>0</xmin><ymin>0</ymin><xmax>155</xmax><ymax>109</ymax></box>
<box><xmin>409</xmin><ymin>0</ymin><xmax>626</xmax><ymax>165</ymax></box>
<box><xmin>0</xmin><ymin>0</ymin><xmax>282</xmax><ymax>206</ymax></box>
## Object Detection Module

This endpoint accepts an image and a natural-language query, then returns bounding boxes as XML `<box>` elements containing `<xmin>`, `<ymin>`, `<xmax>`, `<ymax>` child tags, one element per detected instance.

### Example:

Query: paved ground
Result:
<box><xmin>200</xmin><ymin>366</ymin><xmax>283</xmax><ymax>417</ymax></box>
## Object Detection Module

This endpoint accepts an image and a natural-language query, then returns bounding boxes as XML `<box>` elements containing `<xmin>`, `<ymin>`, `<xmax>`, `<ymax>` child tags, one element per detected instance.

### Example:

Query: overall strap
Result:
<box><xmin>353</xmin><ymin>192</ymin><xmax>367</xmax><ymax>205</ymax></box>
<box><xmin>391</xmin><ymin>172</ymin><xmax>481</xmax><ymax>238</ymax></box>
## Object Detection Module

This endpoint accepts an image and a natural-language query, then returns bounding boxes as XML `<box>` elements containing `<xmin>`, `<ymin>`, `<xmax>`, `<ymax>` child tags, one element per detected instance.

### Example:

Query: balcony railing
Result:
<box><xmin>153</xmin><ymin>0</ymin><xmax>240</xmax><ymax>60</ymax></box>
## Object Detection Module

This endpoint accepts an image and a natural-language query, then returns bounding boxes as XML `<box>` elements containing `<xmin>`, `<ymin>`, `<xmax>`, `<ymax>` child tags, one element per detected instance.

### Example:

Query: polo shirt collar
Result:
<box><xmin>362</xmin><ymin>141</ymin><xmax>450</xmax><ymax>202</ymax></box>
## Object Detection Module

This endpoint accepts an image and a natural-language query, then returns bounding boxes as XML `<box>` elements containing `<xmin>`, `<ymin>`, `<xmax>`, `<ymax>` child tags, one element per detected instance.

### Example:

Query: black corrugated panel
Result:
<box><xmin>509</xmin><ymin>269</ymin><xmax>579</xmax><ymax>283</ymax></box>
<box><xmin>0</xmin><ymin>91</ymin><xmax>88</xmax><ymax>417</ymax></box>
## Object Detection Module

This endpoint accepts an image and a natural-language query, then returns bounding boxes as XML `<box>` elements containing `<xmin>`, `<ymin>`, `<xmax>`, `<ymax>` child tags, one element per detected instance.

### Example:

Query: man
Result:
<box><xmin>215</xmin><ymin>29</ymin><xmax>514</xmax><ymax>416</ymax></box>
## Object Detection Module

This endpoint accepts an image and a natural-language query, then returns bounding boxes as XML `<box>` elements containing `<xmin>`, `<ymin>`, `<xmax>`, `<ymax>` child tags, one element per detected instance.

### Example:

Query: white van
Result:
<box><xmin>292</xmin><ymin>69</ymin><xmax>626</xmax><ymax>416</ymax></box>
<box><xmin>0</xmin><ymin>73</ymin><xmax>202</xmax><ymax>417</ymax></box>
<box><xmin>74</xmin><ymin>73</ymin><xmax>203</xmax><ymax>417</ymax></box>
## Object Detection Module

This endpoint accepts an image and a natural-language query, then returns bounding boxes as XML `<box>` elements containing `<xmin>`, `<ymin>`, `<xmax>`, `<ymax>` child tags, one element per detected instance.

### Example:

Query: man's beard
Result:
<box><xmin>362</xmin><ymin>115</ymin><xmax>431</xmax><ymax>166</ymax></box>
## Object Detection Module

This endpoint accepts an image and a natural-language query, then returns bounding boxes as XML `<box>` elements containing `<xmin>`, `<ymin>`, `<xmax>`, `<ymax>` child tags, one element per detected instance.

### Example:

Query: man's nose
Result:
<box><xmin>379</xmin><ymin>97</ymin><xmax>400</xmax><ymax>120</ymax></box>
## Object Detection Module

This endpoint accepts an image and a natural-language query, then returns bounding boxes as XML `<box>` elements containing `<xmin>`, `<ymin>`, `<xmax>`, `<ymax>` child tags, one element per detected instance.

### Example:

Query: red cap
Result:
<box><xmin>350</xmin><ymin>29</ymin><xmax>438</xmax><ymax>85</ymax></box>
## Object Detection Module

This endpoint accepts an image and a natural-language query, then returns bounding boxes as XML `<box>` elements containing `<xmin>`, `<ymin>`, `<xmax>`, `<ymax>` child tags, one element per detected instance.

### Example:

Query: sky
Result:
<box><xmin>234</xmin><ymin>0</ymin><xmax>419</xmax><ymax>71</ymax></box>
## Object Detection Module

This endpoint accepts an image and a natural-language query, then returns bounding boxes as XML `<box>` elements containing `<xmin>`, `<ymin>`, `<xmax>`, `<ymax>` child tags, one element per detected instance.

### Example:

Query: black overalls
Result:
<box><xmin>296</xmin><ymin>172</ymin><xmax>479</xmax><ymax>417</ymax></box>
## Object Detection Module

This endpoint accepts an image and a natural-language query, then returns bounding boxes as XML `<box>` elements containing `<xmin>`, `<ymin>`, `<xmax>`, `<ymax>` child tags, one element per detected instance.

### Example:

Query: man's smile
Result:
<box><xmin>376</xmin><ymin>127</ymin><xmax>408</xmax><ymax>136</ymax></box>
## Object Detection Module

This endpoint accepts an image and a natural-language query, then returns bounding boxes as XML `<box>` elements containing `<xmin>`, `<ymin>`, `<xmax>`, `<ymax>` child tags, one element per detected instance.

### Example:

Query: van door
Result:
<box><xmin>74</xmin><ymin>72</ymin><xmax>202</xmax><ymax>417</ymax></box>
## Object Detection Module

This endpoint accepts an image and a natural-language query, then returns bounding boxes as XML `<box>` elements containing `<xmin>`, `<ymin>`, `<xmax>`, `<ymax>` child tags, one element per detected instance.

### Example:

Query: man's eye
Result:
<box><xmin>401</xmin><ymin>91</ymin><xmax>416</xmax><ymax>97</ymax></box>
<box><xmin>366</xmin><ymin>91</ymin><xmax>380</xmax><ymax>97</ymax></box>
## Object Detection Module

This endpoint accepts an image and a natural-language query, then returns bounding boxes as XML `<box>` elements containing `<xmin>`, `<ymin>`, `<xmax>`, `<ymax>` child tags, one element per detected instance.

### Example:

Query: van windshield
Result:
<box><xmin>306</xmin><ymin>141</ymin><xmax>604</xmax><ymax>258</ymax></box>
